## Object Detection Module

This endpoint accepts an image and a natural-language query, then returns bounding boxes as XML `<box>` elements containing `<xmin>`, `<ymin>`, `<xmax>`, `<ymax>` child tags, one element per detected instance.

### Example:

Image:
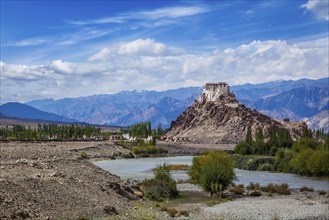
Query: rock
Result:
<box><xmin>49</xmin><ymin>171</ymin><xmax>65</xmax><ymax>178</ymax></box>
<box><xmin>133</xmin><ymin>191</ymin><xmax>144</xmax><ymax>197</ymax></box>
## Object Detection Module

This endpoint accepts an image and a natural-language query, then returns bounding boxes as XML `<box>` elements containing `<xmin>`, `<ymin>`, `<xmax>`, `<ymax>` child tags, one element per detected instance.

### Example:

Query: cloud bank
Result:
<box><xmin>1</xmin><ymin>38</ymin><xmax>328</xmax><ymax>103</ymax></box>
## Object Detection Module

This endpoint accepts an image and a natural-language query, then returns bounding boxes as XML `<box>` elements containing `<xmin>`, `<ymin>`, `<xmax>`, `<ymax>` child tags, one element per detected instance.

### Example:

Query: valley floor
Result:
<box><xmin>0</xmin><ymin>141</ymin><xmax>328</xmax><ymax>219</ymax></box>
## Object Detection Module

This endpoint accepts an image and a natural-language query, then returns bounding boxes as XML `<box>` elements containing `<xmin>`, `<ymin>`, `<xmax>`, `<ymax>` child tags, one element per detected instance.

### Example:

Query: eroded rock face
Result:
<box><xmin>166</xmin><ymin>92</ymin><xmax>306</xmax><ymax>144</ymax></box>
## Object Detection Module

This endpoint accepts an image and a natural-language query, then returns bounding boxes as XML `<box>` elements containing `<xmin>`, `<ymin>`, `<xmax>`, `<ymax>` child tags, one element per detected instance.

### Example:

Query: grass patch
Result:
<box><xmin>107</xmin><ymin>201</ymin><xmax>157</xmax><ymax>220</ymax></box>
<box><xmin>157</xmin><ymin>190</ymin><xmax>229</xmax><ymax>208</ymax></box>
<box><xmin>165</xmin><ymin>164</ymin><xmax>190</xmax><ymax>171</ymax></box>
<box><xmin>177</xmin><ymin>178</ymin><xmax>191</xmax><ymax>184</ymax></box>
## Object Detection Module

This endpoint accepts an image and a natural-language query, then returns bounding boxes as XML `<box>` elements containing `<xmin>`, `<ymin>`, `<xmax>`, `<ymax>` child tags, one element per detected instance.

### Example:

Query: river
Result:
<box><xmin>93</xmin><ymin>156</ymin><xmax>329</xmax><ymax>191</ymax></box>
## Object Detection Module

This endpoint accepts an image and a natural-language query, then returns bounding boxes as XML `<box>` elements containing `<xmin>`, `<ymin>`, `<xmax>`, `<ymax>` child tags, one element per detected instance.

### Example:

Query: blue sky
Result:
<box><xmin>0</xmin><ymin>0</ymin><xmax>328</xmax><ymax>103</ymax></box>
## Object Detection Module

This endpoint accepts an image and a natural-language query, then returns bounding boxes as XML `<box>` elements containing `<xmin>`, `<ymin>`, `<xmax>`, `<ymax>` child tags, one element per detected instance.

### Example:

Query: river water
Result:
<box><xmin>93</xmin><ymin>156</ymin><xmax>329</xmax><ymax>191</ymax></box>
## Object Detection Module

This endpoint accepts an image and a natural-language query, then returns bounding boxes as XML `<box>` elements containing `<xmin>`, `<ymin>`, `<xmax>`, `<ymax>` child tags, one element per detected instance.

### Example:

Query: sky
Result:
<box><xmin>0</xmin><ymin>0</ymin><xmax>328</xmax><ymax>104</ymax></box>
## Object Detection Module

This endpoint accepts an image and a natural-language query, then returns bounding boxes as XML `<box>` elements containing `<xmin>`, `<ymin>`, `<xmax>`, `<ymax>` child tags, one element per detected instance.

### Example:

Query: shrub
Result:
<box><xmin>318</xmin><ymin>190</ymin><xmax>327</xmax><ymax>195</ymax></box>
<box><xmin>300</xmin><ymin>186</ymin><xmax>314</xmax><ymax>192</ymax></box>
<box><xmin>234</xmin><ymin>142</ymin><xmax>251</xmax><ymax>155</ymax></box>
<box><xmin>132</xmin><ymin>145</ymin><xmax>168</xmax><ymax>155</ymax></box>
<box><xmin>247</xmin><ymin>182</ymin><xmax>261</xmax><ymax>191</ymax></box>
<box><xmin>262</xmin><ymin>183</ymin><xmax>290</xmax><ymax>195</ymax></box>
<box><xmin>275</xmin><ymin>149</ymin><xmax>293</xmax><ymax>173</ymax></box>
<box><xmin>142</xmin><ymin>164</ymin><xmax>178</xmax><ymax>201</ymax></box>
<box><xmin>103</xmin><ymin>205</ymin><xmax>118</xmax><ymax>215</ymax></box>
<box><xmin>79</xmin><ymin>151</ymin><xmax>89</xmax><ymax>159</ymax></box>
<box><xmin>189</xmin><ymin>151</ymin><xmax>235</xmax><ymax>198</ymax></box>
<box><xmin>132</xmin><ymin>147</ymin><xmax>141</xmax><ymax>154</ymax></box>
<box><xmin>270</xmin><ymin>146</ymin><xmax>278</xmax><ymax>156</ymax></box>
<box><xmin>257</xmin><ymin>163</ymin><xmax>273</xmax><ymax>171</ymax></box>
<box><xmin>235</xmin><ymin>155</ymin><xmax>275</xmax><ymax>171</ymax></box>
<box><xmin>166</xmin><ymin>208</ymin><xmax>178</xmax><ymax>217</ymax></box>
<box><xmin>178</xmin><ymin>210</ymin><xmax>189</xmax><ymax>217</ymax></box>
<box><xmin>250</xmin><ymin>191</ymin><xmax>262</xmax><ymax>197</ymax></box>
<box><xmin>229</xmin><ymin>185</ymin><xmax>245</xmax><ymax>195</ymax></box>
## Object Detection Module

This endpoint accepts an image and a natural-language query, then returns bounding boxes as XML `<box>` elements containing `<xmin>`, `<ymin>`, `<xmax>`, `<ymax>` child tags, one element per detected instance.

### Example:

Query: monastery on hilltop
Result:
<box><xmin>204</xmin><ymin>82</ymin><xmax>230</xmax><ymax>101</ymax></box>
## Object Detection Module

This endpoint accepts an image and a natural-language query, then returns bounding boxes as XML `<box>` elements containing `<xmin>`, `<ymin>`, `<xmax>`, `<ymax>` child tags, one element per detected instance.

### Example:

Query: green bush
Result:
<box><xmin>275</xmin><ymin>149</ymin><xmax>293</xmax><ymax>173</ymax></box>
<box><xmin>142</xmin><ymin>164</ymin><xmax>178</xmax><ymax>201</ymax></box>
<box><xmin>132</xmin><ymin>145</ymin><xmax>168</xmax><ymax>155</ymax></box>
<box><xmin>270</xmin><ymin>146</ymin><xmax>278</xmax><ymax>156</ymax></box>
<box><xmin>289</xmin><ymin>138</ymin><xmax>329</xmax><ymax>176</ymax></box>
<box><xmin>132</xmin><ymin>147</ymin><xmax>141</xmax><ymax>154</ymax></box>
<box><xmin>79</xmin><ymin>151</ymin><xmax>89</xmax><ymax>159</ymax></box>
<box><xmin>234</xmin><ymin>142</ymin><xmax>251</xmax><ymax>155</ymax></box>
<box><xmin>235</xmin><ymin>155</ymin><xmax>275</xmax><ymax>171</ymax></box>
<box><xmin>189</xmin><ymin>151</ymin><xmax>235</xmax><ymax>198</ymax></box>
<box><xmin>257</xmin><ymin>163</ymin><xmax>273</xmax><ymax>171</ymax></box>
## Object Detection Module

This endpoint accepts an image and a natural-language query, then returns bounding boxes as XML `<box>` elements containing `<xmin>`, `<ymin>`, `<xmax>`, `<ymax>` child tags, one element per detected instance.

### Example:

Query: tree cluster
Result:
<box><xmin>0</xmin><ymin>124</ymin><xmax>103</xmax><ymax>141</ymax></box>
<box><xmin>128</xmin><ymin>121</ymin><xmax>167</xmax><ymax>139</ymax></box>
<box><xmin>234</xmin><ymin>126</ymin><xmax>329</xmax><ymax>176</ymax></box>
<box><xmin>276</xmin><ymin>136</ymin><xmax>329</xmax><ymax>176</ymax></box>
<box><xmin>235</xmin><ymin>127</ymin><xmax>293</xmax><ymax>156</ymax></box>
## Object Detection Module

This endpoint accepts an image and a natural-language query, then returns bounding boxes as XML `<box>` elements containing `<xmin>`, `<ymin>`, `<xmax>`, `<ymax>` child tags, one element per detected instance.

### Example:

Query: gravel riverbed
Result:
<box><xmin>198</xmin><ymin>191</ymin><xmax>329</xmax><ymax>220</ymax></box>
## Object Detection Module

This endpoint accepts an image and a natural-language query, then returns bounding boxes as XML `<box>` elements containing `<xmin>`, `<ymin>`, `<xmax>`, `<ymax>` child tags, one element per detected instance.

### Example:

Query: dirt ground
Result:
<box><xmin>0</xmin><ymin>141</ymin><xmax>140</xmax><ymax>219</ymax></box>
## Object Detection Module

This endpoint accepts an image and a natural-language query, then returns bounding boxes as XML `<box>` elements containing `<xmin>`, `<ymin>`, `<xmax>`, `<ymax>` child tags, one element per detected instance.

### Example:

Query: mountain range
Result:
<box><xmin>1</xmin><ymin>78</ymin><xmax>328</xmax><ymax>131</ymax></box>
<box><xmin>0</xmin><ymin>102</ymin><xmax>78</xmax><ymax>123</ymax></box>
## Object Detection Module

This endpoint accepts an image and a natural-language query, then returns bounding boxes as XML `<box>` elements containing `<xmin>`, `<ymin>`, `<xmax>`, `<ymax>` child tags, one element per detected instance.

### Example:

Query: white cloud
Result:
<box><xmin>1</xmin><ymin>37</ymin><xmax>328</xmax><ymax>103</ymax></box>
<box><xmin>4</xmin><ymin>38</ymin><xmax>47</xmax><ymax>47</ymax></box>
<box><xmin>89</xmin><ymin>39</ymin><xmax>177</xmax><ymax>61</ymax></box>
<box><xmin>68</xmin><ymin>6</ymin><xmax>210</xmax><ymax>25</ymax></box>
<box><xmin>301</xmin><ymin>0</ymin><xmax>329</xmax><ymax>21</ymax></box>
<box><xmin>89</xmin><ymin>48</ymin><xmax>111</xmax><ymax>61</ymax></box>
<box><xmin>136</xmin><ymin>6</ymin><xmax>209</xmax><ymax>20</ymax></box>
<box><xmin>117</xmin><ymin>39</ymin><xmax>168</xmax><ymax>56</ymax></box>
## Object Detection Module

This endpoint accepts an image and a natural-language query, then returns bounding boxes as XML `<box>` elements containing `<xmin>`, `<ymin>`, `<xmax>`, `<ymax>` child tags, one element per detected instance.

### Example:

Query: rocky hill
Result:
<box><xmin>166</xmin><ymin>86</ymin><xmax>306</xmax><ymax>144</ymax></box>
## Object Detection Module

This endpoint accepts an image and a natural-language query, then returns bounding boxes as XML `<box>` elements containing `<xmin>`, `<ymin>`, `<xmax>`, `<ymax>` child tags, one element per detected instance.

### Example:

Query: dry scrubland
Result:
<box><xmin>0</xmin><ymin>141</ymin><xmax>328</xmax><ymax>219</ymax></box>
